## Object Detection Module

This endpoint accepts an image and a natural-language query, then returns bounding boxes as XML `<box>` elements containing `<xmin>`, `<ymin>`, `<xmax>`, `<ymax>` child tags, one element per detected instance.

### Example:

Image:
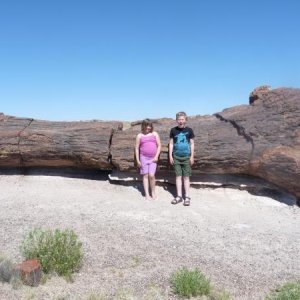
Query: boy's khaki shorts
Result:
<box><xmin>173</xmin><ymin>155</ymin><xmax>192</xmax><ymax>177</ymax></box>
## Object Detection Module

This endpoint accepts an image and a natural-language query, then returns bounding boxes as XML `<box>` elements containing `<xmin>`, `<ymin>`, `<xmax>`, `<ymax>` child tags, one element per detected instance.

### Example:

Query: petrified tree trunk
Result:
<box><xmin>110</xmin><ymin>88</ymin><xmax>300</xmax><ymax>199</ymax></box>
<box><xmin>0</xmin><ymin>114</ymin><xmax>121</xmax><ymax>169</ymax></box>
<box><xmin>0</xmin><ymin>87</ymin><xmax>299</xmax><ymax>199</ymax></box>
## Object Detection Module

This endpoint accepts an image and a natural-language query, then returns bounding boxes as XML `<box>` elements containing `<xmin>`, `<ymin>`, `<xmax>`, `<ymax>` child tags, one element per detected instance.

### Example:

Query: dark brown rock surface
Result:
<box><xmin>110</xmin><ymin>87</ymin><xmax>300</xmax><ymax>199</ymax></box>
<box><xmin>0</xmin><ymin>87</ymin><xmax>299</xmax><ymax>199</ymax></box>
<box><xmin>0</xmin><ymin>115</ymin><xmax>122</xmax><ymax>169</ymax></box>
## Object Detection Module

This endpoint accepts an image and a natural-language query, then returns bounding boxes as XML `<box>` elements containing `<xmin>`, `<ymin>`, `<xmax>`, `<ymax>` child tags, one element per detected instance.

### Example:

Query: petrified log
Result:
<box><xmin>110</xmin><ymin>87</ymin><xmax>300</xmax><ymax>199</ymax></box>
<box><xmin>0</xmin><ymin>87</ymin><xmax>299</xmax><ymax>199</ymax></box>
<box><xmin>216</xmin><ymin>88</ymin><xmax>300</xmax><ymax>200</ymax></box>
<box><xmin>0</xmin><ymin>114</ymin><xmax>121</xmax><ymax>169</ymax></box>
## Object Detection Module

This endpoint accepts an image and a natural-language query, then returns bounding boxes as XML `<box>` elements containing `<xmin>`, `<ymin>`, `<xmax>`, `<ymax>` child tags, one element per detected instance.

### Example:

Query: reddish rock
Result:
<box><xmin>14</xmin><ymin>259</ymin><xmax>41</xmax><ymax>286</ymax></box>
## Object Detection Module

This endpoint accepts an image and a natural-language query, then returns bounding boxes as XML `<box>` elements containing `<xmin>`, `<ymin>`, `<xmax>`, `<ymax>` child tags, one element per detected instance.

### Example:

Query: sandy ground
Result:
<box><xmin>0</xmin><ymin>173</ymin><xmax>299</xmax><ymax>300</ymax></box>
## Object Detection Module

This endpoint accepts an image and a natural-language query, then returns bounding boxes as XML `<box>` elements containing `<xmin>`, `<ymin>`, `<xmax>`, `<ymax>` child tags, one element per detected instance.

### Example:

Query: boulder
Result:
<box><xmin>14</xmin><ymin>259</ymin><xmax>41</xmax><ymax>287</ymax></box>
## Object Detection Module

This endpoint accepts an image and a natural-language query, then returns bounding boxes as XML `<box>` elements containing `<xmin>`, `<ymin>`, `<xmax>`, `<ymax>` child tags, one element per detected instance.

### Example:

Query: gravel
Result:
<box><xmin>0</xmin><ymin>174</ymin><xmax>299</xmax><ymax>299</ymax></box>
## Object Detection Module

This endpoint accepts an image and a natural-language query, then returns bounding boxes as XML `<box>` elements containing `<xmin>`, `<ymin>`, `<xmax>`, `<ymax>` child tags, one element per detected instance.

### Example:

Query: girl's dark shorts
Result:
<box><xmin>173</xmin><ymin>155</ymin><xmax>192</xmax><ymax>177</ymax></box>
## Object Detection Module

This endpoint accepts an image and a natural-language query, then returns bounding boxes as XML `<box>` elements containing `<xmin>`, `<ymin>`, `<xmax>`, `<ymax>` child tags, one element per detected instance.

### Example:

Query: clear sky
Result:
<box><xmin>0</xmin><ymin>0</ymin><xmax>299</xmax><ymax>121</ymax></box>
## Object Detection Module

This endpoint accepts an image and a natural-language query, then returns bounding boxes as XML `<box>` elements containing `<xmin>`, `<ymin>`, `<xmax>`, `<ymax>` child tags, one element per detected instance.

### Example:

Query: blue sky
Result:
<box><xmin>0</xmin><ymin>0</ymin><xmax>299</xmax><ymax>121</ymax></box>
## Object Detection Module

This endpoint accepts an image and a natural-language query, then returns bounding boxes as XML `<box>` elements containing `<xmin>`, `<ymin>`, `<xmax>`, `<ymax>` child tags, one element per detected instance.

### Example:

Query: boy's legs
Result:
<box><xmin>183</xmin><ymin>176</ymin><xmax>190</xmax><ymax>198</ymax></box>
<box><xmin>173</xmin><ymin>155</ymin><xmax>182</xmax><ymax>198</ymax></box>
<box><xmin>182</xmin><ymin>157</ymin><xmax>192</xmax><ymax>205</ymax></box>
<box><xmin>176</xmin><ymin>176</ymin><xmax>183</xmax><ymax>198</ymax></box>
<box><xmin>173</xmin><ymin>155</ymin><xmax>183</xmax><ymax>200</ymax></box>
<box><xmin>174</xmin><ymin>155</ymin><xmax>191</xmax><ymax>197</ymax></box>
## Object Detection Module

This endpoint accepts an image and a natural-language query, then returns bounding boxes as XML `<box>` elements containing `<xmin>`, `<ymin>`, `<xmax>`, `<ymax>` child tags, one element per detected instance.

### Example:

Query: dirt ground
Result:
<box><xmin>0</xmin><ymin>172</ymin><xmax>299</xmax><ymax>300</ymax></box>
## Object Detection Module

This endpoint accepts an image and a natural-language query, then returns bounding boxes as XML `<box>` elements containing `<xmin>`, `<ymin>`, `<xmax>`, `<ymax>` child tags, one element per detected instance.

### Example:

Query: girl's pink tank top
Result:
<box><xmin>139</xmin><ymin>134</ymin><xmax>157</xmax><ymax>157</ymax></box>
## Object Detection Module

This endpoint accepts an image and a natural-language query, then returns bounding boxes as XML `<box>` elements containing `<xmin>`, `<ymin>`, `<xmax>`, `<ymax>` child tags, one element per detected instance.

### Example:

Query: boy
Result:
<box><xmin>169</xmin><ymin>112</ymin><xmax>195</xmax><ymax>206</ymax></box>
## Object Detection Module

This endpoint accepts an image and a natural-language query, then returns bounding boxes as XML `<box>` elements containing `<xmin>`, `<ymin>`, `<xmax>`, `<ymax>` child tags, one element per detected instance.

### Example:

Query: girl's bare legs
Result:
<box><xmin>183</xmin><ymin>176</ymin><xmax>190</xmax><ymax>198</ymax></box>
<box><xmin>176</xmin><ymin>176</ymin><xmax>183</xmax><ymax>198</ymax></box>
<box><xmin>149</xmin><ymin>174</ymin><xmax>157</xmax><ymax>199</ymax></box>
<box><xmin>143</xmin><ymin>174</ymin><xmax>151</xmax><ymax>200</ymax></box>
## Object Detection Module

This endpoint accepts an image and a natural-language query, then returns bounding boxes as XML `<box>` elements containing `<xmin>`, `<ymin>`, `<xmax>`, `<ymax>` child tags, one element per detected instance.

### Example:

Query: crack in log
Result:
<box><xmin>17</xmin><ymin>119</ymin><xmax>34</xmax><ymax>166</ymax></box>
<box><xmin>107</xmin><ymin>128</ymin><xmax>116</xmax><ymax>167</ymax></box>
<box><xmin>107</xmin><ymin>125</ymin><xmax>123</xmax><ymax>168</ymax></box>
<box><xmin>214</xmin><ymin>113</ymin><xmax>255</xmax><ymax>161</ymax></box>
<box><xmin>107</xmin><ymin>129</ymin><xmax>113</xmax><ymax>164</ymax></box>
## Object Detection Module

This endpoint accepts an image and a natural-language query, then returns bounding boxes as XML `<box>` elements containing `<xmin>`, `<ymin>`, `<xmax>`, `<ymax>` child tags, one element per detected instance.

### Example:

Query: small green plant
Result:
<box><xmin>21</xmin><ymin>228</ymin><xmax>83</xmax><ymax>278</ymax></box>
<box><xmin>266</xmin><ymin>282</ymin><xmax>300</xmax><ymax>300</ymax></box>
<box><xmin>170</xmin><ymin>267</ymin><xmax>211</xmax><ymax>298</ymax></box>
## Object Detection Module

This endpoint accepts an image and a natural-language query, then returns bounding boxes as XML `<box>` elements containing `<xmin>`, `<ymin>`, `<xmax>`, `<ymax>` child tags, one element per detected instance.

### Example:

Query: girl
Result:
<box><xmin>135</xmin><ymin>119</ymin><xmax>161</xmax><ymax>200</ymax></box>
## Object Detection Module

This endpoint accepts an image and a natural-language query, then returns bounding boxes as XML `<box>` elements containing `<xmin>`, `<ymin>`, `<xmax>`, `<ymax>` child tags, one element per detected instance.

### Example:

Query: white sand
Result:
<box><xmin>0</xmin><ymin>174</ymin><xmax>299</xmax><ymax>299</ymax></box>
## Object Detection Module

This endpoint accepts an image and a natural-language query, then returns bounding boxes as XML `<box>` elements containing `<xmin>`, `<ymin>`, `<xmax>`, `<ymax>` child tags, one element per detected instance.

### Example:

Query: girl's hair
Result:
<box><xmin>176</xmin><ymin>111</ymin><xmax>188</xmax><ymax>120</ymax></box>
<box><xmin>141</xmin><ymin>119</ymin><xmax>153</xmax><ymax>133</ymax></box>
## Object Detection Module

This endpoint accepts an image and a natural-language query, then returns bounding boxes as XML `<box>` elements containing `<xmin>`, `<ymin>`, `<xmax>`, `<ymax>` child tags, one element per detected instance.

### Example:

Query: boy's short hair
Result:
<box><xmin>176</xmin><ymin>111</ymin><xmax>187</xmax><ymax>120</ymax></box>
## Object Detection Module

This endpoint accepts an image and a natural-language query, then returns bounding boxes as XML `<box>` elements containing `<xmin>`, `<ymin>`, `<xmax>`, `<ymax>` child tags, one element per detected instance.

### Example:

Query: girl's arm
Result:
<box><xmin>153</xmin><ymin>131</ymin><xmax>161</xmax><ymax>162</ymax></box>
<box><xmin>135</xmin><ymin>134</ymin><xmax>141</xmax><ymax>167</ymax></box>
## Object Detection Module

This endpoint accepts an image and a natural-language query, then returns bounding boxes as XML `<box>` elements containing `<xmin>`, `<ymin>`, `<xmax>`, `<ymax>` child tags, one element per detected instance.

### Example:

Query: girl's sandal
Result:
<box><xmin>171</xmin><ymin>196</ymin><xmax>183</xmax><ymax>205</ymax></box>
<box><xmin>183</xmin><ymin>197</ymin><xmax>191</xmax><ymax>206</ymax></box>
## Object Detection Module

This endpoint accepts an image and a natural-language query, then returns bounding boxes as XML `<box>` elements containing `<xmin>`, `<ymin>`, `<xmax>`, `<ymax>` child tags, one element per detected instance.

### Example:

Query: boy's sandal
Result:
<box><xmin>183</xmin><ymin>197</ymin><xmax>191</xmax><ymax>206</ymax></box>
<box><xmin>171</xmin><ymin>196</ymin><xmax>183</xmax><ymax>205</ymax></box>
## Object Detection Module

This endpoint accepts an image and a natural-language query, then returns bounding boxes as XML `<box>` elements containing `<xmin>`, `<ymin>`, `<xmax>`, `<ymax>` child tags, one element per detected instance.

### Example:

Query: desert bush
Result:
<box><xmin>0</xmin><ymin>256</ymin><xmax>14</xmax><ymax>283</ymax></box>
<box><xmin>266</xmin><ymin>282</ymin><xmax>300</xmax><ymax>300</ymax></box>
<box><xmin>170</xmin><ymin>267</ymin><xmax>211</xmax><ymax>298</ymax></box>
<box><xmin>21</xmin><ymin>228</ymin><xmax>83</xmax><ymax>277</ymax></box>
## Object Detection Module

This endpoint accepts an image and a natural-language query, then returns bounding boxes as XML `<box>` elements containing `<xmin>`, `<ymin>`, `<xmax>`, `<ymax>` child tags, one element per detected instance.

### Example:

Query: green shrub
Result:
<box><xmin>21</xmin><ymin>228</ymin><xmax>83</xmax><ymax>277</ymax></box>
<box><xmin>170</xmin><ymin>267</ymin><xmax>211</xmax><ymax>298</ymax></box>
<box><xmin>266</xmin><ymin>282</ymin><xmax>300</xmax><ymax>300</ymax></box>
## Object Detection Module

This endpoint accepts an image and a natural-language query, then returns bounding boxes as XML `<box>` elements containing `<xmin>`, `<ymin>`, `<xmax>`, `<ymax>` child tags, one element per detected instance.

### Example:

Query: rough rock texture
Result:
<box><xmin>0</xmin><ymin>115</ymin><xmax>122</xmax><ymax>169</ymax></box>
<box><xmin>0</xmin><ymin>87</ymin><xmax>299</xmax><ymax>199</ymax></box>
<box><xmin>110</xmin><ymin>87</ymin><xmax>300</xmax><ymax>199</ymax></box>
<box><xmin>249</xmin><ymin>85</ymin><xmax>272</xmax><ymax>104</ymax></box>
<box><xmin>217</xmin><ymin>88</ymin><xmax>300</xmax><ymax>201</ymax></box>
